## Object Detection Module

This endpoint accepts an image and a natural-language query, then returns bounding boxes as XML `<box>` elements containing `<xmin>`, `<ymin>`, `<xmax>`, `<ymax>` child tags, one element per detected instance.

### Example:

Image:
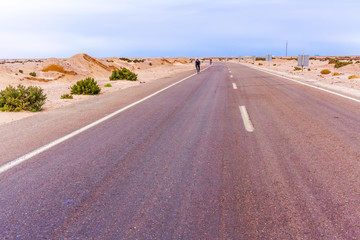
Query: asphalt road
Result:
<box><xmin>1</xmin><ymin>62</ymin><xmax>360</xmax><ymax>239</ymax></box>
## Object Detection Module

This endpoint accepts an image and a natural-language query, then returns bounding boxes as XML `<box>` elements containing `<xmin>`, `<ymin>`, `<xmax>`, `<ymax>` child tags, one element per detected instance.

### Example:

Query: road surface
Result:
<box><xmin>1</xmin><ymin>62</ymin><xmax>360</xmax><ymax>239</ymax></box>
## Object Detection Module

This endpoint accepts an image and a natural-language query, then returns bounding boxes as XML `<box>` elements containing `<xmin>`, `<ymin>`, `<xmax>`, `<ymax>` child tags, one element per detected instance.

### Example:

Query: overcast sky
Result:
<box><xmin>0</xmin><ymin>0</ymin><xmax>359</xmax><ymax>58</ymax></box>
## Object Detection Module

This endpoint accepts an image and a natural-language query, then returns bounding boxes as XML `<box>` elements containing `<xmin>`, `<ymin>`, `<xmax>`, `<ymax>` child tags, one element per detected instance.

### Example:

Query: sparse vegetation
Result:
<box><xmin>335</xmin><ymin>61</ymin><xmax>352</xmax><ymax>68</ymax></box>
<box><xmin>294</xmin><ymin>67</ymin><xmax>301</xmax><ymax>71</ymax></box>
<box><xmin>71</xmin><ymin>78</ymin><xmax>101</xmax><ymax>95</ymax></box>
<box><xmin>109</xmin><ymin>68</ymin><xmax>137</xmax><ymax>81</ymax></box>
<box><xmin>327</xmin><ymin>58</ymin><xmax>353</xmax><ymax>68</ymax></box>
<box><xmin>328</xmin><ymin>58</ymin><xmax>338</xmax><ymax>64</ymax></box>
<box><xmin>104</xmin><ymin>83</ymin><xmax>112</xmax><ymax>87</ymax></box>
<box><xmin>321</xmin><ymin>69</ymin><xmax>331</xmax><ymax>75</ymax></box>
<box><xmin>19</xmin><ymin>69</ymin><xmax>23</xmax><ymax>74</ymax></box>
<box><xmin>258</xmin><ymin>63</ymin><xmax>263</xmax><ymax>66</ymax></box>
<box><xmin>0</xmin><ymin>84</ymin><xmax>47</xmax><ymax>112</ymax></box>
<box><xmin>149</xmin><ymin>62</ymin><xmax>152</xmax><ymax>66</ymax></box>
<box><xmin>273</xmin><ymin>64</ymin><xmax>276</xmax><ymax>66</ymax></box>
<box><xmin>119</xmin><ymin>57</ymin><xmax>132</xmax><ymax>62</ymax></box>
<box><xmin>133</xmin><ymin>59</ymin><xmax>145</xmax><ymax>63</ymax></box>
<box><xmin>333</xmin><ymin>72</ymin><xmax>340</xmax><ymax>76</ymax></box>
<box><xmin>106</xmin><ymin>59</ymin><xmax>114</xmax><ymax>63</ymax></box>
<box><xmin>256</xmin><ymin>57</ymin><xmax>266</xmax><ymax>61</ymax></box>
<box><xmin>61</xmin><ymin>94</ymin><xmax>73</xmax><ymax>99</ymax></box>
<box><xmin>308</xmin><ymin>68</ymin><xmax>311</xmax><ymax>71</ymax></box>
<box><xmin>348</xmin><ymin>75</ymin><xmax>360</xmax><ymax>79</ymax></box>
<box><xmin>29</xmin><ymin>72</ymin><xmax>36</xmax><ymax>77</ymax></box>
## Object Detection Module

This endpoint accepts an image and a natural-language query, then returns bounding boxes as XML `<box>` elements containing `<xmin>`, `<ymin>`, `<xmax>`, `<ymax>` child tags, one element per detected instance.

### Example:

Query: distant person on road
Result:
<box><xmin>210</xmin><ymin>59</ymin><xmax>212</xmax><ymax>65</ymax></box>
<box><xmin>195</xmin><ymin>59</ymin><xmax>201</xmax><ymax>73</ymax></box>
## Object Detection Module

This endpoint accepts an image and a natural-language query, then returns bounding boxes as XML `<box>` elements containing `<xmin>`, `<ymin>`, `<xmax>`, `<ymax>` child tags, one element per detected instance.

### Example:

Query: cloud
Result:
<box><xmin>0</xmin><ymin>0</ymin><xmax>359</xmax><ymax>58</ymax></box>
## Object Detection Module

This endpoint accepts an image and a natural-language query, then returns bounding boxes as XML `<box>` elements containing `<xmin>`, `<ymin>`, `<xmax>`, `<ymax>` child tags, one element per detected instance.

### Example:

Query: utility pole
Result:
<box><xmin>286</xmin><ymin>40</ymin><xmax>288</xmax><ymax>57</ymax></box>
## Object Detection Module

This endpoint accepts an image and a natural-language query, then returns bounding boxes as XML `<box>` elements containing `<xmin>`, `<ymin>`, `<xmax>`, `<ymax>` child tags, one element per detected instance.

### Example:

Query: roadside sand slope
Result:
<box><xmin>0</xmin><ymin>54</ymin><xmax>193</xmax><ymax>125</ymax></box>
<box><xmin>231</xmin><ymin>56</ymin><xmax>360</xmax><ymax>97</ymax></box>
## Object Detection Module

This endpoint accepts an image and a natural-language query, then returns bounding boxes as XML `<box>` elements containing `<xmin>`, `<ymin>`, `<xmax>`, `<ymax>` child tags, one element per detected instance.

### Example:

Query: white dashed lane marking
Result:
<box><xmin>239</xmin><ymin>105</ymin><xmax>254</xmax><ymax>132</ymax></box>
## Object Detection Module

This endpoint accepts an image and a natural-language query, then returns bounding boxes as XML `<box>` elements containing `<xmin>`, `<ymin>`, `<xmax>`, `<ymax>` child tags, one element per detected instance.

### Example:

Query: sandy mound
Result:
<box><xmin>176</xmin><ymin>57</ymin><xmax>190</xmax><ymax>64</ymax></box>
<box><xmin>67</xmin><ymin>54</ymin><xmax>118</xmax><ymax>79</ymax></box>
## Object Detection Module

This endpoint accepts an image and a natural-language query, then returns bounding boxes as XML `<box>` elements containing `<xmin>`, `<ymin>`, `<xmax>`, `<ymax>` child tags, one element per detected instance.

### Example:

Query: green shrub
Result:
<box><xmin>321</xmin><ymin>69</ymin><xmax>331</xmax><ymax>74</ymax></box>
<box><xmin>29</xmin><ymin>72</ymin><xmax>36</xmax><ymax>77</ymax></box>
<box><xmin>149</xmin><ymin>62</ymin><xmax>152</xmax><ymax>66</ymax></box>
<box><xmin>19</xmin><ymin>69</ymin><xmax>23</xmax><ymax>74</ymax></box>
<box><xmin>71</xmin><ymin>78</ymin><xmax>101</xmax><ymax>95</ymax></box>
<box><xmin>294</xmin><ymin>66</ymin><xmax>301</xmax><ymax>71</ymax></box>
<box><xmin>0</xmin><ymin>84</ymin><xmax>47</xmax><ymax>112</ymax></box>
<box><xmin>133</xmin><ymin>59</ymin><xmax>145</xmax><ymax>63</ymax></box>
<box><xmin>61</xmin><ymin>94</ymin><xmax>73</xmax><ymax>99</ymax></box>
<box><xmin>335</xmin><ymin>61</ymin><xmax>352</xmax><ymax>68</ymax></box>
<box><xmin>104</xmin><ymin>83</ymin><xmax>112</xmax><ymax>87</ymax></box>
<box><xmin>119</xmin><ymin>57</ymin><xmax>132</xmax><ymax>63</ymax></box>
<box><xmin>109</xmin><ymin>68</ymin><xmax>137</xmax><ymax>81</ymax></box>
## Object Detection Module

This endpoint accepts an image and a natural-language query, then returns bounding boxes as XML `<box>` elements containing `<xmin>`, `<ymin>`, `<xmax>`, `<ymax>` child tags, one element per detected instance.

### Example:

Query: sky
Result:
<box><xmin>0</xmin><ymin>0</ymin><xmax>359</xmax><ymax>58</ymax></box>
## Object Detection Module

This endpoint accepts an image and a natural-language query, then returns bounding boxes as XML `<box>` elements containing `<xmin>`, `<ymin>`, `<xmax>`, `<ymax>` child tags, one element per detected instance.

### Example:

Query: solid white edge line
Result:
<box><xmin>0</xmin><ymin>65</ymin><xmax>212</xmax><ymax>175</ymax></box>
<box><xmin>232</xmin><ymin>83</ymin><xmax>237</xmax><ymax>90</ymax></box>
<box><xmin>239</xmin><ymin>105</ymin><xmax>254</xmax><ymax>132</ymax></box>
<box><xmin>243</xmin><ymin>64</ymin><xmax>360</xmax><ymax>103</ymax></box>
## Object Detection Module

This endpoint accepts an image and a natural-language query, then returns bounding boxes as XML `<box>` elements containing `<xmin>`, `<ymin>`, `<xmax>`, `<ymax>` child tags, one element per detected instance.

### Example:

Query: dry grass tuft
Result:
<box><xmin>42</xmin><ymin>64</ymin><xmax>66</xmax><ymax>73</ymax></box>
<box><xmin>42</xmin><ymin>64</ymin><xmax>77</xmax><ymax>75</ymax></box>
<box><xmin>321</xmin><ymin>69</ymin><xmax>331</xmax><ymax>75</ymax></box>
<box><xmin>348</xmin><ymin>75</ymin><xmax>360</xmax><ymax>79</ymax></box>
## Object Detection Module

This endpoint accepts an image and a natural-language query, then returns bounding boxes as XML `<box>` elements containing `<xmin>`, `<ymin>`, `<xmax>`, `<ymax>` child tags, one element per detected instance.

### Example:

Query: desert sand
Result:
<box><xmin>0</xmin><ymin>54</ymin><xmax>193</xmax><ymax>125</ymax></box>
<box><xmin>2</xmin><ymin>55</ymin><xmax>360</xmax><ymax>126</ymax></box>
<box><xmin>231</xmin><ymin>56</ymin><xmax>360</xmax><ymax>98</ymax></box>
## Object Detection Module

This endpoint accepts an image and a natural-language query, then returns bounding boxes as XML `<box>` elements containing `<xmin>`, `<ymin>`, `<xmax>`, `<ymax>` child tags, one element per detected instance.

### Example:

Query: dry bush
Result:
<box><xmin>333</xmin><ymin>72</ymin><xmax>340</xmax><ymax>76</ymax></box>
<box><xmin>258</xmin><ymin>63</ymin><xmax>263</xmax><ymax>66</ymax></box>
<box><xmin>348</xmin><ymin>75</ymin><xmax>360</xmax><ymax>79</ymax></box>
<box><xmin>321</xmin><ymin>69</ymin><xmax>331</xmax><ymax>75</ymax></box>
